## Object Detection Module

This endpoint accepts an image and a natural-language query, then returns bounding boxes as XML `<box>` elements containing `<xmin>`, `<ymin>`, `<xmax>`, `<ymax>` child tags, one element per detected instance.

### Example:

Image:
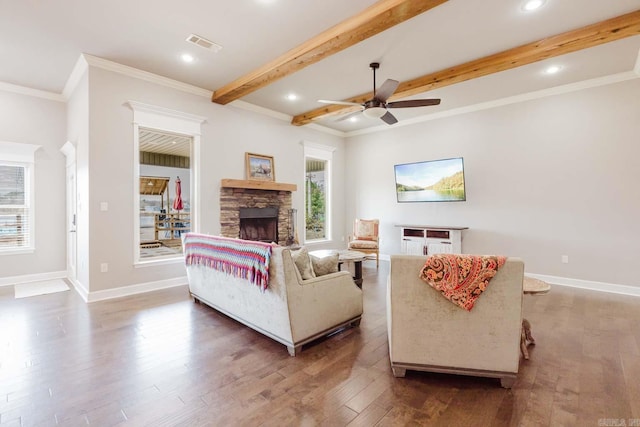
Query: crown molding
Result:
<box><xmin>230</xmin><ymin>100</ymin><xmax>346</xmax><ymax>137</ymax></box>
<box><xmin>62</xmin><ymin>55</ymin><xmax>89</xmax><ymax>99</ymax></box>
<box><xmin>82</xmin><ymin>54</ymin><xmax>212</xmax><ymax>98</ymax></box>
<box><xmin>345</xmin><ymin>70</ymin><xmax>640</xmax><ymax>138</ymax></box>
<box><xmin>126</xmin><ymin>101</ymin><xmax>207</xmax><ymax>125</ymax></box>
<box><xmin>0</xmin><ymin>81</ymin><xmax>65</xmax><ymax>102</ymax></box>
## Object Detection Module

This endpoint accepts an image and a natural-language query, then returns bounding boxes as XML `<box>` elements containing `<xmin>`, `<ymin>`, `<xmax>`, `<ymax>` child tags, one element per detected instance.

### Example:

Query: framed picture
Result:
<box><xmin>245</xmin><ymin>152</ymin><xmax>275</xmax><ymax>181</ymax></box>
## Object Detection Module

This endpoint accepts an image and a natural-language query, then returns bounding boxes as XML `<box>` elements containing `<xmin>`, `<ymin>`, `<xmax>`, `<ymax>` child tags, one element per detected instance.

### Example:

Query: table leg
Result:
<box><xmin>353</xmin><ymin>261</ymin><xmax>363</xmax><ymax>288</ymax></box>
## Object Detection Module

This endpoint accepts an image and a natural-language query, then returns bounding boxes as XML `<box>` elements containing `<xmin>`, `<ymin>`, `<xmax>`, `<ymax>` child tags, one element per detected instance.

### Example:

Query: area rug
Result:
<box><xmin>14</xmin><ymin>279</ymin><xmax>70</xmax><ymax>299</ymax></box>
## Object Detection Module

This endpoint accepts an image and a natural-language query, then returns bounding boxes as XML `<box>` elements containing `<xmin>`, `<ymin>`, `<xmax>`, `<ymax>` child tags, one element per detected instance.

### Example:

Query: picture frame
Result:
<box><xmin>245</xmin><ymin>152</ymin><xmax>275</xmax><ymax>181</ymax></box>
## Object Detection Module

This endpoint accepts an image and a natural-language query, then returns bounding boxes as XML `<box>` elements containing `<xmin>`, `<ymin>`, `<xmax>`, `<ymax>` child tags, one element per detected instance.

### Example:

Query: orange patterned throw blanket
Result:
<box><xmin>419</xmin><ymin>254</ymin><xmax>506</xmax><ymax>311</ymax></box>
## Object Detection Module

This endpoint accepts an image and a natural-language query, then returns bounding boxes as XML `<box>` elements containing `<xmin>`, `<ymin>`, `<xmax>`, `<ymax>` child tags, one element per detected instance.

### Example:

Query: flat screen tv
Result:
<box><xmin>394</xmin><ymin>157</ymin><xmax>466</xmax><ymax>202</ymax></box>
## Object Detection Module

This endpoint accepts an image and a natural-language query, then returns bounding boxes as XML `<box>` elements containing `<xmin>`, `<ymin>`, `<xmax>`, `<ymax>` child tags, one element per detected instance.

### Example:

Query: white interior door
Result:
<box><xmin>66</xmin><ymin>164</ymin><xmax>77</xmax><ymax>280</ymax></box>
<box><xmin>60</xmin><ymin>142</ymin><xmax>77</xmax><ymax>281</ymax></box>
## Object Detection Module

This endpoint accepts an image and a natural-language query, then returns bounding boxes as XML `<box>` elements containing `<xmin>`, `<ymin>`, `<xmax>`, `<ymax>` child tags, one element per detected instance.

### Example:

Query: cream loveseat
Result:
<box><xmin>184</xmin><ymin>235</ymin><xmax>363</xmax><ymax>356</ymax></box>
<box><xmin>387</xmin><ymin>255</ymin><xmax>524</xmax><ymax>388</ymax></box>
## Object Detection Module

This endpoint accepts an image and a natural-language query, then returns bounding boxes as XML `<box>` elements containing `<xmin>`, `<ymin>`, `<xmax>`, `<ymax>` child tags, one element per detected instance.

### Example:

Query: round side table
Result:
<box><xmin>521</xmin><ymin>277</ymin><xmax>551</xmax><ymax>359</ymax></box>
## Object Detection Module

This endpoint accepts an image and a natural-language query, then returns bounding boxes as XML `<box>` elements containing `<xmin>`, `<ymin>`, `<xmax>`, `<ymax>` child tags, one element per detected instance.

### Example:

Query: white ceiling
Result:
<box><xmin>2</xmin><ymin>0</ymin><xmax>639</xmax><ymax>133</ymax></box>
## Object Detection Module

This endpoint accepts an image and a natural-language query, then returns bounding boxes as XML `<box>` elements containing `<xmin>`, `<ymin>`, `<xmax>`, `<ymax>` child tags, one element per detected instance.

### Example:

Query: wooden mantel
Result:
<box><xmin>221</xmin><ymin>179</ymin><xmax>297</xmax><ymax>192</ymax></box>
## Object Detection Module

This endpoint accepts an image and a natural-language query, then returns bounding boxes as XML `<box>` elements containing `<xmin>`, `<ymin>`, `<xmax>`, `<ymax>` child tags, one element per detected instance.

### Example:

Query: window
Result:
<box><xmin>128</xmin><ymin>101</ymin><xmax>204</xmax><ymax>265</ymax></box>
<box><xmin>0</xmin><ymin>142</ymin><xmax>39</xmax><ymax>253</ymax></box>
<box><xmin>303</xmin><ymin>142</ymin><xmax>334</xmax><ymax>242</ymax></box>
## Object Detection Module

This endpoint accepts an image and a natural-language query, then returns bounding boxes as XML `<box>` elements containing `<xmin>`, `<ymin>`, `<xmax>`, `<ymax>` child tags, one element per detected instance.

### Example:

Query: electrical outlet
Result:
<box><xmin>561</xmin><ymin>255</ymin><xmax>569</xmax><ymax>264</ymax></box>
<box><xmin>100</xmin><ymin>263</ymin><xmax>108</xmax><ymax>273</ymax></box>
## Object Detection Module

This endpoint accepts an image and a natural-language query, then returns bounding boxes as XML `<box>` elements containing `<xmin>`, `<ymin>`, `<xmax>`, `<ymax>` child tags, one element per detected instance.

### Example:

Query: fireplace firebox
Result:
<box><xmin>239</xmin><ymin>207</ymin><xmax>278</xmax><ymax>243</ymax></box>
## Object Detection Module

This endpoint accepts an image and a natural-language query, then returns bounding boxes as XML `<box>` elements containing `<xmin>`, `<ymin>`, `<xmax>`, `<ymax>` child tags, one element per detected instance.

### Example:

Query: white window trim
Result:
<box><xmin>127</xmin><ymin>101</ymin><xmax>206</xmax><ymax>266</ymax></box>
<box><xmin>0</xmin><ymin>141</ymin><xmax>40</xmax><ymax>255</ymax></box>
<box><xmin>302</xmin><ymin>141</ymin><xmax>335</xmax><ymax>244</ymax></box>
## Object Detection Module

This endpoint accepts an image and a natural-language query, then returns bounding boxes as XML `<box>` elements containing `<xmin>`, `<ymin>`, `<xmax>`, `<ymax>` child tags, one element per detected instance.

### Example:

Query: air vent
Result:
<box><xmin>186</xmin><ymin>34</ymin><xmax>222</xmax><ymax>52</ymax></box>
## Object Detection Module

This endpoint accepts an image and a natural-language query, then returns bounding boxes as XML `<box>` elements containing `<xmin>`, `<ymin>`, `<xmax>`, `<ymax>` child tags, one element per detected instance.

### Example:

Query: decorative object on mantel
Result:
<box><xmin>245</xmin><ymin>152</ymin><xmax>275</xmax><ymax>182</ymax></box>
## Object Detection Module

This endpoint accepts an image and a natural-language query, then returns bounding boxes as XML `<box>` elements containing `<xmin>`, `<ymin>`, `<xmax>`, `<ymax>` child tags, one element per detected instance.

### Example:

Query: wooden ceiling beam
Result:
<box><xmin>211</xmin><ymin>0</ymin><xmax>448</xmax><ymax>105</ymax></box>
<box><xmin>291</xmin><ymin>9</ymin><xmax>640</xmax><ymax>126</ymax></box>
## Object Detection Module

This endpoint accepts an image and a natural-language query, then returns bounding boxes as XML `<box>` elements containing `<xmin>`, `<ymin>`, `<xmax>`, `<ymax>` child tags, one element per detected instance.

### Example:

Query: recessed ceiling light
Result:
<box><xmin>349</xmin><ymin>116</ymin><xmax>358</xmax><ymax>123</ymax></box>
<box><xmin>286</xmin><ymin>93</ymin><xmax>298</xmax><ymax>101</ymax></box>
<box><xmin>544</xmin><ymin>65</ymin><xmax>562</xmax><ymax>74</ymax></box>
<box><xmin>522</xmin><ymin>0</ymin><xmax>545</xmax><ymax>11</ymax></box>
<box><xmin>181</xmin><ymin>53</ymin><xmax>195</xmax><ymax>63</ymax></box>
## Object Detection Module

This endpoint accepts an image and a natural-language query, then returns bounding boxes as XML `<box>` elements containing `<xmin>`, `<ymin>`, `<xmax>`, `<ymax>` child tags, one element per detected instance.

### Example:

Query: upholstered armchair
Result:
<box><xmin>348</xmin><ymin>218</ymin><xmax>379</xmax><ymax>268</ymax></box>
<box><xmin>387</xmin><ymin>254</ymin><xmax>524</xmax><ymax>388</ymax></box>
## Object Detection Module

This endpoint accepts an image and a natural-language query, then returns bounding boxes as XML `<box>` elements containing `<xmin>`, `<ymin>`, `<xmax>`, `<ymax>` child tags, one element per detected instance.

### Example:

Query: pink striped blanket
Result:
<box><xmin>183</xmin><ymin>233</ymin><xmax>273</xmax><ymax>291</ymax></box>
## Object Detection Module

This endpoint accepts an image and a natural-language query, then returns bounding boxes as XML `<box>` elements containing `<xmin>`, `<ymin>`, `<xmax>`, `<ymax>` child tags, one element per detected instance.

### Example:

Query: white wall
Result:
<box><xmin>345</xmin><ymin>79</ymin><xmax>640</xmax><ymax>287</ymax></box>
<box><xmin>0</xmin><ymin>91</ymin><xmax>67</xmax><ymax>280</ymax></box>
<box><xmin>84</xmin><ymin>65</ymin><xmax>347</xmax><ymax>292</ymax></box>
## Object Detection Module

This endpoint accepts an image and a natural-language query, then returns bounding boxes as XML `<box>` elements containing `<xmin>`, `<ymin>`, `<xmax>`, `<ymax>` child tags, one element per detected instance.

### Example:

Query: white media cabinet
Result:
<box><xmin>396</xmin><ymin>224</ymin><xmax>468</xmax><ymax>256</ymax></box>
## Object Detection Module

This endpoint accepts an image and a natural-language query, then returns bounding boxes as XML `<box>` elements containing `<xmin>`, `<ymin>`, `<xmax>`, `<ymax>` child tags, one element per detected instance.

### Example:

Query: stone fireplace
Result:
<box><xmin>220</xmin><ymin>184</ymin><xmax>293</xmax><ymax>245</ymax></box>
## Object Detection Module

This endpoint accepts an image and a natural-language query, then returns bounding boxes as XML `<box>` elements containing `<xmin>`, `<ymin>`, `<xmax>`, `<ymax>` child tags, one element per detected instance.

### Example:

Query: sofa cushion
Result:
<box><xmin>291</xmin><ymin>246</ymin><xmax>316</xmax><ymax>280</ymax></box>
<box><xmin>310</xmin><ymin>253</ymin><xmax>339</xmax><ymax>276</ymax></box>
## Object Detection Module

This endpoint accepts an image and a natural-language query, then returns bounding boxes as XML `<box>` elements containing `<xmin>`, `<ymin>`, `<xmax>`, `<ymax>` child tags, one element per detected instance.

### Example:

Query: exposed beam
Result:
<box><xmin>292</xmin><ymin>9</ymin><xmax>640</xmax><ymax>126</ymax></box>
<box><xmin>211</xmin><ymin>0</ymin><xmax>448</xmax><ymax>105</ymax></box>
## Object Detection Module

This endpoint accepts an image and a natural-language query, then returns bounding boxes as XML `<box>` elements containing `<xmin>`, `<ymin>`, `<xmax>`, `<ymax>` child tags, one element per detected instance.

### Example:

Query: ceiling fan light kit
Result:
<box><xmin>319</xmin><ymin>62</ymin><xmax>441</xmax><ymax>125</ymax></box>
<box><xmin>363</xmin><ymin>106</ymin><xmax>387</xmax><ymax>119</ymax></box>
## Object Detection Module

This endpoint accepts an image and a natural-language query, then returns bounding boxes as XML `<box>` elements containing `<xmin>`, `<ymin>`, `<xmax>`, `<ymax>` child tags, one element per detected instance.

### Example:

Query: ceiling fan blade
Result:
<box><xmin>380</xmin><ymin>111</ymin><xmax>398</xmax><ymax>125</ymax></box>
<box><xmin>375</xmin><ymin>79</ymin><xmax>399</xmax><ymax>102</ymax></box>
<box><xmin>335</xmin><ymin>110</ymin><xmax>364</xmax><ymax>122</ymax></box>
<box><xmin>318</xmin><ymin>99</ymin><xmax>363</xmax><ymax>107</ymax></box>
<box><xmin>386</xmin><ymin>99</ymin><xmax>441</xmax><ymax>108</ymax></box>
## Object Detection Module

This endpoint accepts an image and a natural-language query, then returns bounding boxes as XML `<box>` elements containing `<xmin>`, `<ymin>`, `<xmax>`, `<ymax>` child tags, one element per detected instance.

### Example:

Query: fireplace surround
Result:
<box><xmin>220</xmin><ymin>186</ymin><xmax>293</xmax><ymax>245</ymax></box>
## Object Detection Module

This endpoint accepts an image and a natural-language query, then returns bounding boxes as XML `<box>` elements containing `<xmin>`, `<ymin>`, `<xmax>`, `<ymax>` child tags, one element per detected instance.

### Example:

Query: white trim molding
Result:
<box><xmin>0</xmin><ymin>270</ymin><xmax>67</xmax><ymax>287</ymax></box>
<box><xmin>346</xmin><ymin>70</ymin><xmax>640</xmax><ymax>137</ymax></box>
<box><xmin>0</xmin><ymin>141</ymin><xmax>41</xmax><ymax>163</ymax></box>
<box><xmin>0</xmin><ymin>81</ymin><xmax>65</xmax><ymax>102</ymax></box>
<box><xmin>62</xmin><ymin>55</ymin><xmax>89</xmax><ymax>99</ymax></box>
<box><xmin>127</xmin><ymin>101</ymin><xmax>205</xmax><ymax>265</ymax></box>
<box><xmin>85</xmin><ymin>54</ymin><xmax>212</xmax><ymax>98</ymax></box>
<box><xmin>526</xmin><ymin>273</ymin><xmax>640</xmax><ymax>298</ymax></box>
<box><xmin>83</xmin><ymin>276</ymin><xmax>187</xmax><ymax>303</ymax></box>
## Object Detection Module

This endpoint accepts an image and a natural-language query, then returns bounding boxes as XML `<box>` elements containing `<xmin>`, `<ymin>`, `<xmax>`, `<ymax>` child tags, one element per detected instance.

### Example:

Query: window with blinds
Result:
<box><xmin>0</xmin><ymin>164</ymin><xmax>29</xmax><ymax>250</ymax></box>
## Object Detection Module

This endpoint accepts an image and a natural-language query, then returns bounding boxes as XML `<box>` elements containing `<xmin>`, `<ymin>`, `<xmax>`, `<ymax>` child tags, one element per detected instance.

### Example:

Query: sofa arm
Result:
<box><xmin>286</xmin><ymin>266</ymin><xmax>363</xmax><ymax>342</ymax></box>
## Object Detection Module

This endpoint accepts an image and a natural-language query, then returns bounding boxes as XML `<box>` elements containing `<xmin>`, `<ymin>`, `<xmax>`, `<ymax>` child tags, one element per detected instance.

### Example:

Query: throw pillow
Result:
<box><xmin>310</xmin><ymin>253</ymin><xmax>339</xmax><ymax>277</ymax></box>
<box><xmin>291</xmin><ymin>246</ymin><xmax>316</xmax><ymax>280</ymax></box>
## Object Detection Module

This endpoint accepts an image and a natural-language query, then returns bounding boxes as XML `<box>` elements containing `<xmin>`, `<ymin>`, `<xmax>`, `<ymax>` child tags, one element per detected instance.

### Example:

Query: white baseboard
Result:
<box><xmin>68</xmin><ymin>277</ymin><xmax>89</xmax><ymax>302</ymax></box>
<box><xmin>0</xmin><ymin>270</ymin><xmax>67</xmax><ymax>287</ymax></box>
<box><xmin>382</xmin><ymin>253</ymin><xmax>640</xmax><ymax>298</ymax></box>
<box><xmin>525</xmin><ymin>273</ymin><xmax>640</xmax><ymax>298</ymax></box>
<box><xmin>85</xmin><ymin>276</ymin><xmax>188</xmax><ymax>303</ymax></box>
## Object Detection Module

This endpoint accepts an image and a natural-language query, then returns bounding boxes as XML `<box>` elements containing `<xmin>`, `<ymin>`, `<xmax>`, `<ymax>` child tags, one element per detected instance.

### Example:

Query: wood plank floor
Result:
<box><xmin>1</xmin><ymin>262</ymin><xmax>639</xmax><ymax>426</ymax></box>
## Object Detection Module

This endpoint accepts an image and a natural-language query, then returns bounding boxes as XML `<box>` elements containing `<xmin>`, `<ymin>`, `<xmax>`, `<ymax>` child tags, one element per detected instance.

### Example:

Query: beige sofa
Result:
<box><xmin>387</xmin><ymin>255</ymin><xmax>524</xmax><ymax>388</ymax></box>
<box><xmin>185</xmin><ymin>242</ymin><xmax>363</xmax><ymax>356</ymax></box>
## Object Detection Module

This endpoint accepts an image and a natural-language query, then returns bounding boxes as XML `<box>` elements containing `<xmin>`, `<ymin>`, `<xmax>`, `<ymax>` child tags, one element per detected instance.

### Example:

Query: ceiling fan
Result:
<box><xmin>318</xmin><ymin>62</ymin><xmax>441</xmax><ymax>125</ymax></box>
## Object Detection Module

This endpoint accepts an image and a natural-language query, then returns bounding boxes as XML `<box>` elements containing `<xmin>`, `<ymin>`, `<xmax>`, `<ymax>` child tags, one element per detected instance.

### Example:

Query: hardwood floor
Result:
<box><xmin>1</xmin><ymin>263</ymin><xmax>639</xmax><ymax>426</ymax></box>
